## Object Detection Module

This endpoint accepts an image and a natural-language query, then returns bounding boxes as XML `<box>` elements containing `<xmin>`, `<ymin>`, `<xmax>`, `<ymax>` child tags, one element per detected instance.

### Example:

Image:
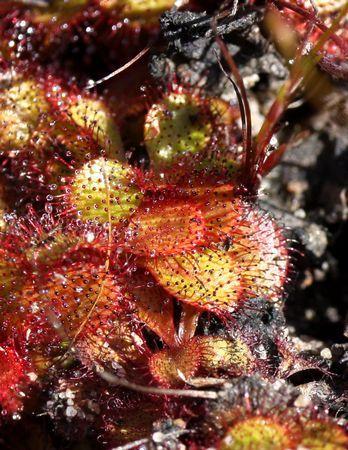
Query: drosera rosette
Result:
<box><xmin>0</xmin><ymin>63</ymin><xmax>123</xmax><ymax>206</ymax></box>
<box><xmin>0</xmin><ymin>203</ymin><xmax>255</xmax><ymax>417</ymax></box>
<box><xmin>0</xmin><ymin>7</ymin><xmax>343</xmax><ymax>445</ymax></box>
<box><xmin>0</xmin><ymin>234</ymin><xmax>256</xmax><ymax>420</ymax></box>
<box><xmin>130</xmin><ymin>15</ymin><xmax>348</xmax><ymax>321</ymax></box>
<box><xmin>116</xmin><ymin>78</ymin><xmax>292</xmax><ymax>317</ymax></box>
<box><xmin>186</xmin><ymin>376</ymin><xmax>348</xmax><ymax>449</ymax></box>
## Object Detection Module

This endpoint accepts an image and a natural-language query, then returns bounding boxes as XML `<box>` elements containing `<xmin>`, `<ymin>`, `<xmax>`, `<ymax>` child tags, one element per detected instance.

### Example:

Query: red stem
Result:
<box><xmin>272</xmin><ymin>0</ymin><xmax>348</xmax><ymax>52</ymax></box>
<box><xmin>216</xmin><ymin>37</ymin><xmax>254</xmax><ymax>191</ymax></box>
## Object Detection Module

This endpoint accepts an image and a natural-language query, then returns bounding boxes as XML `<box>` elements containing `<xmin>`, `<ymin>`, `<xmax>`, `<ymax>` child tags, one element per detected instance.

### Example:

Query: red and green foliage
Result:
<box><xmin>0</xmin><ymin>0</ymin><xmax>347</xmax><ymax>448</ymax></box>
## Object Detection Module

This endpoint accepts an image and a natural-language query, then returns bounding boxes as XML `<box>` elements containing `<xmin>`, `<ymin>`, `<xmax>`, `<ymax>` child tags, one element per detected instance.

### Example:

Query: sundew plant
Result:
<box><xmin>0</xmin><ymin>1</ymin><xmax>347</xmax><ymax>449</ymax></box>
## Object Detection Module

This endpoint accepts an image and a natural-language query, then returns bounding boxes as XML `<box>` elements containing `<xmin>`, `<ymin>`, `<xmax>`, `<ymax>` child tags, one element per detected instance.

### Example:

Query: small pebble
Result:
<box><xmin>320</xmin><ymin>348</ymin><xmax>332</xmax><ymax>359</ymax></box>
<box><xmin>65</xmin><ymin>406</ymin><xmax>78</xmax><ymax>418</ymax></box>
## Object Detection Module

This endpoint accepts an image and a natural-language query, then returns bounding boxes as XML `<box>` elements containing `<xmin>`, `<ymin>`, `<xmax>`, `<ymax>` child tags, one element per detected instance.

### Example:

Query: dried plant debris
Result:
<box><xmin>0</xmin><ymin>0</ymin><xmax>347</xmax><ymax>449</ymax></box>
<box><xmin>150</xmin><ymin>4</ymin><xmax>288</xmax><ymax>87</ymax></box>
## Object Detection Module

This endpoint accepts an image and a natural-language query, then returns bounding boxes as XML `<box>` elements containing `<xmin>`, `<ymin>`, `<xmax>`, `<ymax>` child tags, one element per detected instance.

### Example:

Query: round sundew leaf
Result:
<box><xmin>201</xmin><ymin>193</ymin><xmax>289</xmax><ymax>302</ymax></box>
<box><xmin>20</xmin><ymin>264</ymin><xmax>120</xmax><ymax>338</ymax></box>
<box><xmin>123</xmin><ymin>184</ymin><xmax>238</xmax><ymax>257</ymax></box>
<box><xmin>0</xmin><ymin>78</ymin><xmax>49</xmax><ymax>150</ymax></box>
<box><xmin>144</xmin><ymin>92</ymin><xmax>212</xmax><ymax>166</ymax></box>
<box><xmin>149</xmin><ymin>339</ymin><xmax>201</xmax><ymax>387</ymax></box>
<box><xmin>123</xmin><ymin>197</ymin><xmax>207</xmax><ymax>257</ymax></box>
<box><xmin>145</xmin><ymin>247</ymin><xmax>246</xmax><ymax>313</ymax></box>
<box><xmin>144</xmin><ymin>90</ymin><xmax>242</xmax><ymax>185</ymax></box>
<box><xmin>219</xmin><ymin>417</ymin><xmax>297</xmax><ymax>450</ymax></box>
<box><xmin>19</xmin><ymin>263</ymin><xmax>138</xmax><ymax>369</ymax></box>
<box><xmin>196</xmin><ymin>336</ymin><xmax>253</xmax><ymax>376</ymax></box>
<box><xmin>68</xmin><ymin>98</ymin><xmax>123</xmax><ymax>160</ymax></box>
<box><xmin>145</xmin><ymin>199</ymin><xmax>288</xmax><ymax>312</ymax></box>
<box><xmin>69</xmin><ymin>157</ymin><xmax>143</xmax><ymax>225</ymax></box>
<box><xmin>300</xmin><ymin>419</ymin><xmax>348</xmax><ymax>449</ymax></box>
<box><xmin>233</xmin><ymin>207</ymin><xmax>288</xmax><ymax>301</ymax></box>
